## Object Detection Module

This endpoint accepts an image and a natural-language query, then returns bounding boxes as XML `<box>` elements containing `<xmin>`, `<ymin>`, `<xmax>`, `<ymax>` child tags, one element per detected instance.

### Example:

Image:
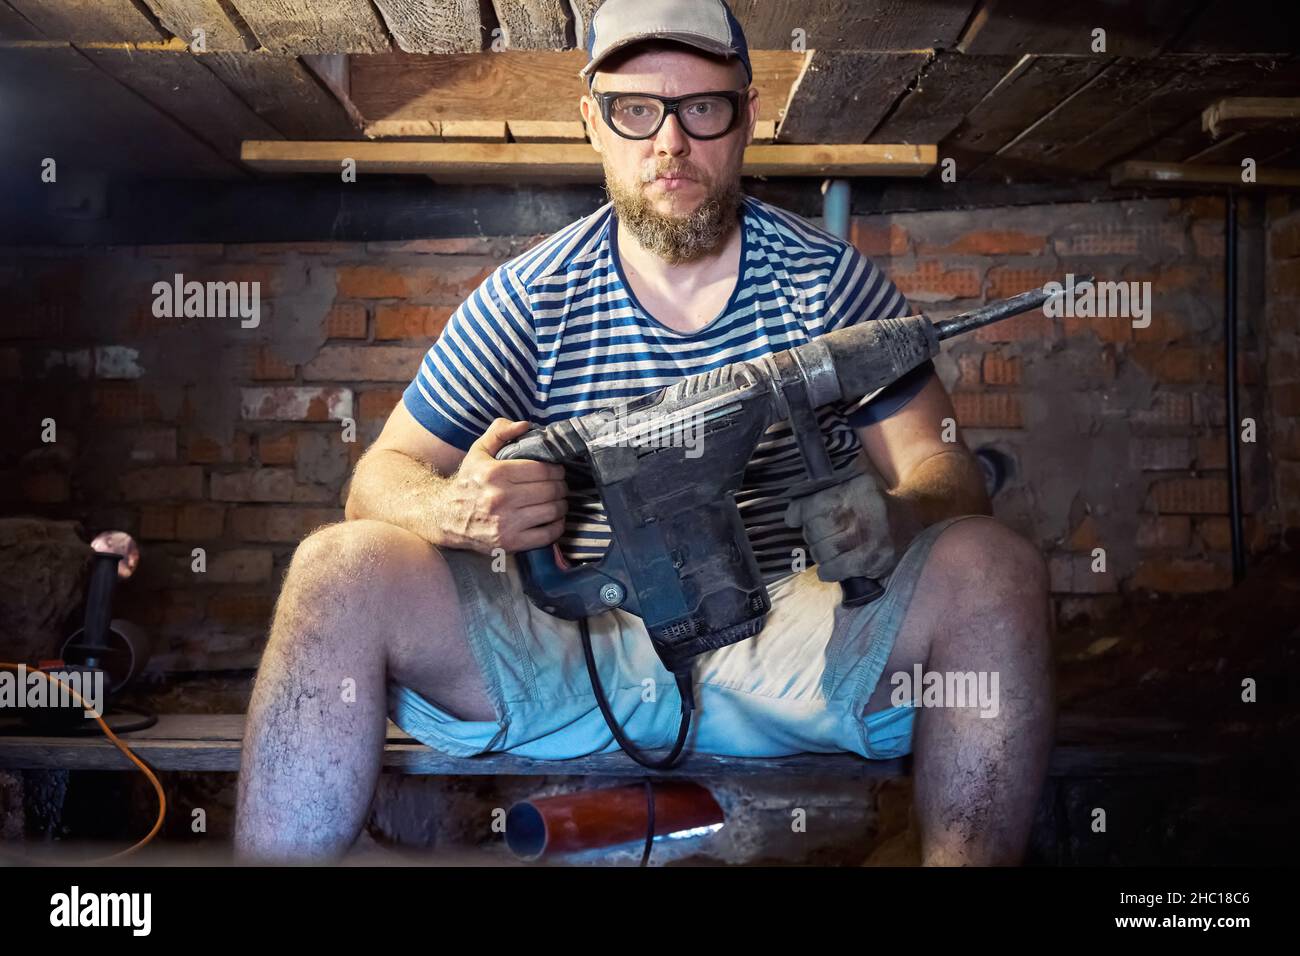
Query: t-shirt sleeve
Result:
<box><xmin>402</xmin><ymin>264</ymin><xmax>538</xmax><ymax>452</ymax></box>
<box><xmin>822</xmin><ymin>242</ymin><xmax>935</xmax><ymax>427</ymax></box>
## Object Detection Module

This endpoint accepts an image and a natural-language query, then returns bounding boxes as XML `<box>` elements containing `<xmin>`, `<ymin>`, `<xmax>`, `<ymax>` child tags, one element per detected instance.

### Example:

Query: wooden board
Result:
<box><xmin>1203</xmin><ymin>96</ymin><xmax>1300</xmax><ymax>138</ymax></box>
<box><xmin>776</xmin><ymin>51</ymin><xmax>930</xmax><ymax>144</ymax></box>
<box><xmin>1170</xmin><ymin>0</ymin><xmax>1300</xmax><ymax>54</ymax></box>
<box><xmin>201</xmin><ymin>51</ymin><xmax>361</xmax><ymax>139</ymax></box>
<box><xmin>6</xmin><ymin>0</ymin><xmax>165</xmax><ymax>43</ymax></box>
<box><xmin>958</xmin><ymin>0</ymin><xmax>1197</xmax><ymax>56</ymax></box>
<box><xmin>507</xmin><ymin>119</ymin><xmax>586</xmax><ymax>142</ymax></box>
<box><xmin>83</xmin><ymin>46</ymin><xmax>281</xmax><ymax>160</ymax></box>
<box><xmin>241</xmin><ymin>139</ymin><xmax>935</xmax><ymax>179</ymax></box>
<box><xmin>0</xmin><ymin>43</ymin><xmax>239</xmax><ymax>179</ymax></box>
<box><xmin>0</xmin><ymin>0</ymin><xmax>43</xmax><ymax>40</ymax></box>
<box><xmin>0</xmin><ymin>712</ymin><xmax>1229</xmax><ymax>777</ymax></box>
<box><xmin>492</xmin><ymin>0</ymin><xmax>573</xmax><ymax>50</ymax></box>
<box><xmin>227</xmin><ymin>0</ymin><xmax>390</xmax><ymax>53</ymax></box>
<box><xmin>140</xmin><ymin>0</ymin><xmax>257</xmax><ymax>50</ymax></box>
<box><xmin>348</xmin><ymin>49</ymin><xmax>804</xmax><ymax>125</ymax></box>
<box><xmin>868</xmin><ymin>53</ymin><xmax>1020</xmax><ymax>145</ymax></box>
<box><xmin>1110</xmin><ymin>160</ymin><xmax>1300</xmax><ymax>188</ymax></box>
<box><xmin>372</xmin><ymin>0</ymin><xmax>489</xmax><ymax>53</ymax></box>
<box><xmin>731</xmin><ymin>0</ymin><xmax>974</xmax><ymax>50</ymax></box>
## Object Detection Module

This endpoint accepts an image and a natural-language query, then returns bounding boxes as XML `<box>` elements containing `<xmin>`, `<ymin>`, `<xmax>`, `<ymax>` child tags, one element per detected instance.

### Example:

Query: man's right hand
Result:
<box><xmin>445</xmin><ymin>418</ymin><xmax>569</xmax><ymax>555</ymax></box>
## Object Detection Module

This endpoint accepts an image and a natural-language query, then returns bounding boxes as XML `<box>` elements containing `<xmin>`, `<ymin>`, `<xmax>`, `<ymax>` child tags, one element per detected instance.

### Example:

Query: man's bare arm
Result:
<box><xmin>344</xmin><ymin>402</ymin><xmax>567</xmax><ymax>554</ymax></box>
<box><xmin>854</xmin><ymin>373</ymin><xmax>992</xmax><ymax>533</ymax></box>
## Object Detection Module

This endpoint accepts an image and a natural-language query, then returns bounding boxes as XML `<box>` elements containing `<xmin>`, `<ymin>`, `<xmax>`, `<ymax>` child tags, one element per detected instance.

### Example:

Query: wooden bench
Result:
<box><xmin>0</xmin><ymin>713</ymin><xmax>1226</xmax><ymax>777</ymax></box>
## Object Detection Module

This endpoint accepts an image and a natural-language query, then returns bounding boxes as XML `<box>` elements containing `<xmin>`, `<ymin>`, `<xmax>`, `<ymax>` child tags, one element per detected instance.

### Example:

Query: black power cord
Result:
<box><xmin>577</xmin><ymin>616</ymin><xmax>694</xmax><ymax>770</ymax></box>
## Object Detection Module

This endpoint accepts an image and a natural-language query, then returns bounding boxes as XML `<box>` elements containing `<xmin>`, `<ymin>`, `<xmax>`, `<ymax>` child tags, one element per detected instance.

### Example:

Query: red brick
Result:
<box><xmin>206</xmin><ymin>589</ymin><xmax>275</xmax><ymax>629</ymax></box>
<box><xmin>1273</xmin><ymin>382</ymin><xmax>1300</xmax><ymax>417</ymax></box>
<box><xmin>1195</xmin><ymin>516</ymin><xmax>1268</xmax><ymax>554</ymax></box>
<box><xmin>185</xmin><ymin>430</ymin><xmax>252</xmax><ymax>465</ymax></box>
<box><xmin>985</xmin><ymin>266</ymin><xmax>1060</xmax><ymax>300</ymax></box>
<box><xmin>1052</xmin><ymin>229</ymin><xmax>1140</xmax><ymax>257</ymax></box>
<box><xmin>248</xmin><ymin>346</ymin><xmax>296</xmax><ymax>381</ymax></box>
<box><xmin>1065</xmin><ymin>515</ymin><xmax>1101</xmax><ymax>552</ymax></box>
<box><xmin>1128</xmin><ymin>346</ymin><xmax>1223</xmax><ymax>385</ymax></box>
<box><xmin>1131</xmin><ymin>392</ymin><xmax>1193</xmax><ymax>429</ymax></box>
<box><xmin>1136</xmin><ymin>515</ymin><xmax>1190</xmax><ymax>550</ymax></box>
<box><xmin>257</xmin><ymin>432</ymin><xmax>297</xmax><ymax>465</ymax></box>
<box><xmin>1196</xmin><ymin>436</ymin><xmax>1228</xmax><ymax>470</ymax></box>
<box><xmin>1276</xmin><ymin>420</ymin><xmax>1300</xmax><ymax>461</ymax></box>
<box><xmin>93</xmin><ymin>383</ymin><xmax>162</xmax><ymax>422</ymax></box>
<box><xmin>301</xmin><ymin>345</ymin><xmax>426</xmax><ymax>382</ymax></box>
<box><xmin>325</xmin><ymin>302</ymin><xmax>368</xmax><ymax>339</ymax></box>
<box><xmin>1129</xmin><ymin>558</ymin><xmax>1231</xmax><ymax>593</ymax></box>
<box><xmin>359</xmin><ymin>388</ymin><xmax>403</xmax><ymax>423</ymax></box>
<box><xmin>335</xmin><ymin>262</ymin><xmax>493</xmax><ymax>301</ymax></box>
<box><xmin>1267</xmin><ymin>258</ymin><xmax>1300</xmax><ymax>298</ymax></box>
<box><xmin>981</xmin><ymin>351</ymin><xmax>1022</xmax><ymax>386</ymax></box>
<box><xmin>138</xmin><ymin>504</ymin><xmax>177</xmax><ymax>540</ymax></box>
<box><xmin>1129</xmin><ymin>437</ymin><xmax>1193</xmax><ymax>471</ymax></box>
<box><xmin>919</xmin><ymin>230</ymin><xmax>1045</xmax><ymax>256</ymax></box>
<box><xmin>849</xmin><ymin>220</ymin><xmax>909</xmax><ymax>257</ymax></box>
<box><xmin>207</xmin><ymin>548</ymin><xmax>274</xmax><ymax>584</ymax></box>
<box><xmin>120</xmin><ymin>466</ymin><xmax>204</xmax><ymax>501</ymax></box>
<box><xmin>210</xmin><ymin>469</ymin><xmax>297</xmax><ymax>502</ymax></box>
<box><xmin>228</xmin><ymin>241</ymin><xmax>353</xmax><ymax>256</ymax></box>
<box><xmin>1271</xmin><ymin>212</ymin><xmax>1300</xmax><ymax>259</ymax></box>
<box><xmin>176</xmin><ymin>503</ymin><xmax>225</xmax><ymax>540</ymax></box>
<box><xmin>889</xmin><ymin>262</ymin><xmax>981</xmax><ymax>302</ymax></box>
<box><xmin>1146</xmin><ymin>477</ymin><xmax>1229</xmax><ymax>514</ymax></box>
<box><xmin>1123</xmin><ymin>264</ymin><xmax>1208</xmax><ymax>295</ymax></box>
<box><xmin>1192</xmin><ymin>221</ymin><xmax>1224</xmax><ymax>258</ymax></box>
<box><xmin>952</xmin><ymin>353</ymin><xmax>981</xmax><ymax>390</ymax></box>
<box><xmin>373</xmin><ymin>305</ymin><xmax>455</xmax><ymax>341</ymax></box>
<box><xmin>241</xmin><ymin>387</ymin><xmax>354</xmax><ymax>422</ymax></box>
<box><xmin>127</xmin><ymin>426</ymin><xmax>178</xmax><ymax>463</ymax></box>
<box><xmin>952</xmin><ymin>392</ymin><xmax>1023</xmax><ymax>428</ymax></box>
<box><xmin>21</xmin><ymin>471</ymin><xmax>69</xmax><ymax>503</ymax></box>
<box><xmin>229</xmin><ymin>506</ymin><xmax>343</xmax><ymax>542</ymax></box>
<box><xmin>973</xmin><ymin>310</ymin><xmax>1055</xmax><ymax>344</ymax></box>
<box><xmin>366</xmin><ymin>237</ymin><xmax>499</xmax><ymax>255</ymax></box>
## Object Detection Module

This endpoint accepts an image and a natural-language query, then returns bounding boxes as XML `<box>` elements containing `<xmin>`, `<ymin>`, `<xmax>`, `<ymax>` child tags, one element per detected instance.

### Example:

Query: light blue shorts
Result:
<box><xmin>388</xmin><ymin>517</ymin><xmax>969</xmax><ymax>762</ymax></box>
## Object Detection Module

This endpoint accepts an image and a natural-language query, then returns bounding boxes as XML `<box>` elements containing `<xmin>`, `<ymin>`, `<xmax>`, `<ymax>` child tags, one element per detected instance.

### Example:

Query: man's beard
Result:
<box><xmin>605</xmin><ymin>158</ymin><xmax>743</xmax><ymax>264</ymax></box>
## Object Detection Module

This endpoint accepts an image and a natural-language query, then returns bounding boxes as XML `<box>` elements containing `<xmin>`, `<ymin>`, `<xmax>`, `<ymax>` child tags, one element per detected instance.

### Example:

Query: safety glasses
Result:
<box><xmin>592</xmin><ymin>88</ymin><xmax>748</xmax><ymax>140</ymax></box>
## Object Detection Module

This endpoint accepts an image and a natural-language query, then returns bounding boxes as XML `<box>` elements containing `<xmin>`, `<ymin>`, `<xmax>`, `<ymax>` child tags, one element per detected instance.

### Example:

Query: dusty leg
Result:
<box><xmin>861</xmin><ymin>516</ymin><xmax>1054</xmax><ymax>865</ymax></box>
<box><xmin>234</xmin><ymin>519</ymin><xmax>493</xmax><ymax>862</ymax></box>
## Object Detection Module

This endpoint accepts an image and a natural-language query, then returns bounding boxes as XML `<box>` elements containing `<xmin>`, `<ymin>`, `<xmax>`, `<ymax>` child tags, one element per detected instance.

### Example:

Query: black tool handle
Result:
<box><xmin>840</xmin><ymin>575</ymin><xmax>883</xmax><ymax>607</ymax></box>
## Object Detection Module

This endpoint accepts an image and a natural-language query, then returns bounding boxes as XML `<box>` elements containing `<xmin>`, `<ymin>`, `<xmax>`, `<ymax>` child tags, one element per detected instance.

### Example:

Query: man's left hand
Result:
<box><xmin>783</xmin><ymin>470</ymin><xmax>920</xmax><ymax>583</ymax></box>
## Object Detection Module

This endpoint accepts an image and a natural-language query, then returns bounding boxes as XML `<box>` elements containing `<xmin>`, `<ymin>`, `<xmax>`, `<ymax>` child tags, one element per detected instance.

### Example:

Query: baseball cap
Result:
<box><xmin>579</xmin><ymin>0</ymin><xmax>753</xmax><ymax>89</ymax></box>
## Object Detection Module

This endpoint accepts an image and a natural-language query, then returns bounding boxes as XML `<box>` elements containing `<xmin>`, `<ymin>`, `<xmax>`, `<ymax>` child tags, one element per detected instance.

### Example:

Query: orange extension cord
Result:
<box><xmin>1</xmin><ymin>662</ymin><xmax>166</xmax><ymax>862</ymax></box>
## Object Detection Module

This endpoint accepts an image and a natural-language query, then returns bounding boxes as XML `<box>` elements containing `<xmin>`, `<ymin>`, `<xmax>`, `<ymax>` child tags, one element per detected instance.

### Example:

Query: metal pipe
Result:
<box><xmin>505</xmin><ymin>782</ymin><xmax>724</xmax><ymax>860</ymax></box>
<box><xmin>822</xmin><ymin>178</ymin><xmax>851</xmax><ymax>239</ymax></box>
<box><xmin>1225</xmin><ymin>190</ymin><xmax>1245</xmax><ymax>583</ymax></box>
<box><xmin>933</xmin><ymin>274</ymin><xmax>1094</xmax><ymax>340</ymax></box>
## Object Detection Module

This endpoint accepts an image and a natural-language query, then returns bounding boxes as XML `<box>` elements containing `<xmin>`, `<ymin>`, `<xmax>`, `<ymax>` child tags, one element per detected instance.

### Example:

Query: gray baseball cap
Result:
<box><xmin>579</xmin><ymin>0</ymin><xmax>753</xmax><ymax>88</ymax></box>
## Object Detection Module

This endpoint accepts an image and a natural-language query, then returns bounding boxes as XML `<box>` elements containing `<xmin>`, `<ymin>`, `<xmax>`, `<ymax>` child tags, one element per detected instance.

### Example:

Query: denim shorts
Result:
<box><xmin>388</xmin><ymin>516</ymin><xmax>971</xmax><ymax>761</ymax></box>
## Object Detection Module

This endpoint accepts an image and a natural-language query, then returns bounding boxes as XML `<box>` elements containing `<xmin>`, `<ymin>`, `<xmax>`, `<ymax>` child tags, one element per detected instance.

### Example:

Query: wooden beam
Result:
<box><xmin>240</xmin><ymin>139</ymin><xmax>936</xmax><ymax>179</ymax></box>
<box><xmin>730</xmin><ymin>0</ymin><xmax>974</xmax><ymax>50</ymax></box>
<box><xmin>958</xmin><ymin>0</ymin><xmax>1197</xmax><ymax>56</ymax></box>
<box><xmin>226</xmin><ymin>0</ymin><xmax>390</xmax><ymax>54</ymax></box>
<box><xmin>372</xmin><ymin>0</ymin><xmax>488</xmax><ymax>53</ymax></box>
<box><xmin>140</xmin><ymin>0</ymin><xmax>257</xmax><ymax>50</ymax></box>
<box><xmin>1204</xmin><ymin>97</ymin><xmax>1300</xmax><ymax>139</ymax></box>
<box><xmin>1110</xmin><ymin>160</ymin><xmax>1300</xmax><ymax>189</ymax></box>
<box><xmin>0</xmin><ymin>0</ymin><xmax>44</xmax><ymax>40</ymax></box>
<box><xmin>200</xmin><ymin>51</ymin><xmax>360</xmax><ymax>139</ymax></box>
<box><xmin>301</xmin><ymin>52</ymin><xmax>367</xmax><ymax>133</ymax></box>
<box><xmin>348</xmin><ymin>50</ymin><xmax>804</xmax><ymax>126</ymax></box>
<box><xmin>492</xmin><ymin>0</ymin><xmax>572</xmax><ymax>50</ymax></box>
<box><xmin>6</xmin><ymin>0</ymin><xmax>166</xmax><ymax>43</ymax></box>
<box><xmin>776</xmin><ymin>51</ymin><xmax>930</xmax><ymax>144</ymax></box>
<box><xmin>440</xmin><ymin>119</ymin><xmax>508</xmax><ymax>141</ymax></box>
<box><xmin>868</xmin><ymin>52</ymin><xmax>1019</xmax><ymax>145</ymax></box>
<box><xmin>507</xmin><ymin>119</ymin><xmax>586</xmax><ymax>142</ymax></box>
<box><xmin>82</xmin><ymin>45</ymin><xmax>281</xmax><ymax>161</ymax></box>
<box><xmin>1170</xmin><ymin>0</ymin><xmax>1298</xmax><ymax>55</ymax></box>
<box><xmin>365</xmin><ymin>119</ymin><xmax>442</xmax><ymax>139</ymax></box>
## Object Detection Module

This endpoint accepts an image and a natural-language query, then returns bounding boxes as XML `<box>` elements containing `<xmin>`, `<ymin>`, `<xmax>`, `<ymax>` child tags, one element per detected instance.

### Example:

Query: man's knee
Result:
<box><xmin>926</xmin><ymin>516</ymin><xmax>1049</xmax><ymax>610</ymax></box>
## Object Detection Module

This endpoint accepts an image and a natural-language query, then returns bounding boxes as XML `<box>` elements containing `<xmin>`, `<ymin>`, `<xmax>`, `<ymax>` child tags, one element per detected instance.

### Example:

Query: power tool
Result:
<box><xmin>496</xmin><ymin>278</ymin><xmax>1085</xmax><ymax>767</ymax></box>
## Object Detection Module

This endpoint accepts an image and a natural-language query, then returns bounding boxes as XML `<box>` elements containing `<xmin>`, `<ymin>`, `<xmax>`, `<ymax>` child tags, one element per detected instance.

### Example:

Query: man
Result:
<box><xmin>235</xmin><ymin>0</ymin><xmax>1053</xmax><ymax>865</ymax></box>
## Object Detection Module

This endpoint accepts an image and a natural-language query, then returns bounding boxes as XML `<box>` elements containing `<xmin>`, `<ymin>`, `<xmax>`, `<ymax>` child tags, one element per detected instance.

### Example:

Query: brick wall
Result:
<box><xmin>0</xmin><ymin>195</ymin><xmax>1292</xmax><ymax>667</ymax></box>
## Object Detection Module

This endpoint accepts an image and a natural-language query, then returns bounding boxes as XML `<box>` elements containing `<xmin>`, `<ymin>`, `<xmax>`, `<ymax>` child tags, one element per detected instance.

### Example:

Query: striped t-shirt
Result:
<box><xmin>403</xmin><ymin>194</ymin><xmax>934</xmax><ymax>584</ymax></box>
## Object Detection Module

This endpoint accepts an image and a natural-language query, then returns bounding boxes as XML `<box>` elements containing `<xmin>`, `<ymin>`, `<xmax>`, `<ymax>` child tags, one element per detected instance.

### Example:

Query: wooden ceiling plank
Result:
<box><xmin>941</xmin><ymin>55</ymin><xmax>1106</xmax><ymax>178</ymax></box>
<box><xmin>1204</xmin><ymin>97</ymin><xmax>1300</xmax><ymax>138</ymax></box>
<box><xmin>776</xmin><ymin>50</ymin><xmax>930</xmax><ymax>145</ymax></box>
<box><xmin>441</xmin><ymin>119</ymin><xmax>508</xmax><ymax>140</ymax></box>
<box><xmin>1110</xmin><ymin>159</ymin><xmax>1300</xmax><ymax>188</ymax></box>
<box><xmin>227</xmin><ymin>0</ymin><xmax>390</xmax><ymax>54</ymax></box>
<box><xmin>0</xmin><ymin>43</ymin><xmax>239</xmax><ymax>179</ymax></box>
<box><xmin>0</xmin><ymin>0</ymin><xmax>44</xmax><ymax>40</ymax></box>
<box><xmin>140</xmin><ymin>0</ymin><xmax>257</xmax><ymax>50</ymax></box>
<box><xmin>958</xmin><ymin>0</ymin><xmax>1197</xmax><ymax>57</ymax></box>
<box><xmin>493</xmin><ymin>0</ymin><xmax>572</xmax><ymax>50</ymax></box>
<box><xmin>1185</xmin><ymin>128</ymin><xmax>1300</xmax><ymax>167</ymax></box>
<box><xmin>365</xmin><ymin>119</ymin><xmax>442</xmax><ymax>139</ymax></box>
<box><xmin>200</xmin><ymin>51</ymin><xmax>361</xmax><ymax>139</ymax></box>
<box><xmin>83</xmin><ymin>46</ymin><xmax>282</xmax><ymax>160</ymax></box>
<box><xmin>1170</xmin><ymin>0</ymin><xmax>1300</xmax><ymax>55</ymax></box>
<box><xmin>6</xmin><ymin>0</ymin><xmax>166</xmax><ymax>43</ymax></box>
<box><xmin>240</xmin><ymin>139</ymin><xmax>936</xmax><ymax>178</ymax></box>
<box><xmin>302</xmin><ymin>52</ymin><xmax>368</xmax><ymax>133</ymax></box>
<box><xmin>507</xmin><ymin>119</ymin><xmax>586</xmax><ymax>142</ymax></box>
<box><xmin>371</xmin><ymin>0</ymin><xmax>488</xmax><ymax>53</ymax></box>
<box><xmin>731</xmin><ymin>0</ymin><xmax>974</xmax><ymax>50</ymax></box>
<box><xmin>868</xmin><ymin>52</ymin><xmax>1020</xmax><ymax>145</ymax></box>
<box><xmin>347</xmin><ymin>50</ymin><xmax>804</xmax><ymax>125</ymax></box>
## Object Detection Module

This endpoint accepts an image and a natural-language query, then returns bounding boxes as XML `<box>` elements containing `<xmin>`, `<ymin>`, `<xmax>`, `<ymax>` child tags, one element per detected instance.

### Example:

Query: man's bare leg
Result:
<box><xmin>862</xmin><ymin>516</ymin><xmax>1054</xmax><ymax>865</ymax></box>
<box><xmin>234</xmin><ymin>519</ymin><xmax>494</xmax><ymax>862</ymax></box>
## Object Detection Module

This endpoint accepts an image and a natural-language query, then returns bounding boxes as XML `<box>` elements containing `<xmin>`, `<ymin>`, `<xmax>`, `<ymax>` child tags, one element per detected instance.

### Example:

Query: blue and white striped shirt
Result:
<box><xmin>404</xmin><ymin>194</ymin><xmax>934</xmax><ymax>582</ymax></box>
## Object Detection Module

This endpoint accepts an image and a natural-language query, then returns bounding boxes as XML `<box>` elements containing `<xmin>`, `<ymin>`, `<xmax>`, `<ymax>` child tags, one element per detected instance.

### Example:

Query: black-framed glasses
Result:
<box><xmin>592</xmin><ymin>88</ymin><xmax>747</xmax><ymax>140</ymax></box>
